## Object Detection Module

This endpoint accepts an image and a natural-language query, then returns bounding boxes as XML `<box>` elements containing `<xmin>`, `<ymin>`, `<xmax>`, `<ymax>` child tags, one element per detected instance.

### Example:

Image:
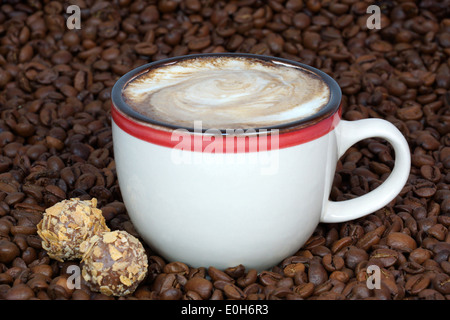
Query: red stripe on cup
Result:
<box><xmin>111</xmin><ymin>103</ymin><xmax>342</xmax><ymax>153</ymax></box>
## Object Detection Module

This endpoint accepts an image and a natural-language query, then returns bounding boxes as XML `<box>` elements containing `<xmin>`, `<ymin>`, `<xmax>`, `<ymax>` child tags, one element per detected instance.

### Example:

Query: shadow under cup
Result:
<box><xmin>110</xmin><ymin>53</ymin><xmax>407</xmax><ymax>271</ymax></box>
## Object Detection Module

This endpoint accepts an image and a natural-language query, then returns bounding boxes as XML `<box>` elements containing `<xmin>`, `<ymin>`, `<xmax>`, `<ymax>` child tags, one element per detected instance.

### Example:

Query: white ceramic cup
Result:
<box><xmin>111</xmin><ymin>53</ymin><xmax>411</xmax><ymax>271</ymax></box>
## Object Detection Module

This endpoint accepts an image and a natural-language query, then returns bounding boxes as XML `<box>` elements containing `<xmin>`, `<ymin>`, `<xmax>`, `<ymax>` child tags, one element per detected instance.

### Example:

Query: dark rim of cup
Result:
<box><xmin>111</xmin><ymin>53</ymin><xmax>342</xmax><ymax>134</ymax></box>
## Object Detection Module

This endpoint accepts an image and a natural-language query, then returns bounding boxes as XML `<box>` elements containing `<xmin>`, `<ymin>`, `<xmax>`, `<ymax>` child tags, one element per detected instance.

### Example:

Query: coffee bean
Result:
<box><xmin>5</xmin><ymin>192</ymin><xmax>26</xmax><ymax>206</ymax></box>
<box><xmin>356</xmin><ymin>226</ymin><xmax>384</xmax><ymax>251</ymax></box>
<box><xmin>344</xmin><ymin>246</ymin><xmax>369</xmax><ymax>269</ymax></box>
<box><xmin>0</xmin><ymin>240</ymin><xmax>20</xmax><ymax>264</ymax></box>
<box><xmin>60</xmin><ymin>167</ymin><xmax>75</xmax><ymax>187</ymax></box>
<box><xmin>400</xmin><ymin>261</ymin><xmax>425</xmax><ymax>274</ymax></box>
<box><xmin>223</xmin><ymin>283</ymin><xmax>246</xmax><ymax>300</ymax></box>
<box><xmin>331</xmin><ymin>236</ymin><xmax>353</xmax><ymax>254</ymax></box>
<box><xmin>441</xmin><ymin>261</ymin><xmax>450</xmax><ymax>274</ymax></box>
<box><xmin>163</xmin><ymin>262</ymin><xmax>189</xmax><ymax>275</ymax></box>
<box><xmin>47</xmin><ymin>155</ymin><xmax>65</xmax><ymax>172</ymax></box>
<box><xmin>386</xmin><ymin>232</ymin><xmax>417</xmax><ymax>252</ymax></box>
<box><xmin>208</xmin><ymin>288</ymin><xmax>223</xmax><ymax>300</ymax></box>
<box><xmin>283</xmin><ymin>263</ymin><xmax>306</xmax><ymax>277</ymax></box>
<box><xmin>73</xmin><ymin>173</ymin><xmax>95</xmax><ymax>191</ymax></box>
<box><xmin>420</xmin><ymin>165</ymin><xmax>441</xmax><ymax>182</ymax></box>
<box><xmin>308</xmin><ymin>258</ymin><xmax>328</xmax><ymax>286</ymax></box>
<box><xmin>184</xmin><ymin>277</ymin><xmax>213</xmax><ymax>299</ymax></box>
<box><xmin>427</xmin><ymin>224</ymin><xmax>447</xmax><ymax>241</ymax></box>
<box><xmin>405</xmin><ymin>274</ymin><xmax>430</xmax><ymax>295</ymax></box>
<box><xmin>293</xmin><ymin>12</ymin><xmax>311</xmax><ymax>30</ymax></box>
<box><xmin>5</xmin><ymin>283</ymin><xmax>35</xmax><ymax>300</ymax></box>
<box><xmin>30</xmin><ymin>264</ymin><xmax>53</xmax><ymax>278</ymax></box>
<box><xmin>432</xmin><ymin>273</ymin><xmax>450</xmax><ymax>295</ymax></box>
<box><xmin>0</xmin><ymin>219</ymin><xmax>12</xmax><ymax>236</ymax></box>
<box><xmin>183</xmin><ymin>290</ymin><xmax>203</xmax><ymax>300</ymax></box>
<box><xmin>134</xmin><ymin>43</ymin><xmax>158</xmax><ymax>56</ymax></box>
<box><xmin>370</xmin><ymin>249</ymin><xmax>399</xmax><ymax>268</ymax></box>
<box><xmin>293</xmin><ymin>282</ymin><xmax>314</xmax><ymax>299</ymax></box>
<box><xmin>70</xmin><ymin>142</ymin><xmax>91</xmax><ymax>160</ymax></box>
<box><xmin>159</xmin><ymin>287</ymin><xmax>182</xmax><ymax>300</ymax></box>
<box><xmin>236</xmin><ymin>269</ymin><xmax>258</xmax><ymax>287</ymax></box>
<box><xmin>213</xmin><ymin>279</ymin><xmax>231</xmax><ymax>291</ymax></box>
<box><xmin>222</xmin><ymin>265</ymin><xmax>244</xmax><ymax>279</ymax></box>
<box><xmin>208</xmin><ymin>266</ymin><xmax>234</xmax><ymax>282</ymax></box>
<box><xmin>259</xmin><ymin>271</ymin><xmax>283</xmax><ymax>287</ymax></box>
<box><xmin>303</xmin><ymin>31</ymin><xmax>321</xmax><ymax>50</ymax></box>
<box><xmin>416</xmin><ymin>132</ymin><xmax>440</xmax><ymax>151</ymax></box>
<box><xmin>322</xmin><ymin>254</ymin><xmax>344</xmax><ymax>272</ymax></box>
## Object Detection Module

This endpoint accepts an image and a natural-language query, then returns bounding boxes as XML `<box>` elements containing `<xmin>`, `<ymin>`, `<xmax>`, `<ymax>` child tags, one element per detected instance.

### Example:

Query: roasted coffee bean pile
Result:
<box><xmin>0</xmin><ymin>0</ymin><xmax>449</xmax><ymax>300</ymax></box>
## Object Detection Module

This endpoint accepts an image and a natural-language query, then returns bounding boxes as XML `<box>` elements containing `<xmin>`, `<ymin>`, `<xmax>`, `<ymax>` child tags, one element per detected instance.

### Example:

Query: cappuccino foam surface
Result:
<box><xmin>122</xmin><ymin>57</ymin><xmax>330</xmax><ymax>129</ymax></box>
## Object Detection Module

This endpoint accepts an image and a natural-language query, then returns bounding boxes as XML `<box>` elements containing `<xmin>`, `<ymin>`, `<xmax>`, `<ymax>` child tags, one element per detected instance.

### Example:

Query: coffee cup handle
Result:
<box><xmin>320</xmin><ymin>119</ymin><xmax>410</xmax><ymax>223</ymax></box>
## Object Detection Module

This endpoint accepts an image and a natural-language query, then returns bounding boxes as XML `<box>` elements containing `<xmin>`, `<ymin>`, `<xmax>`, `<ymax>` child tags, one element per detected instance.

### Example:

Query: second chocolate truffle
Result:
<box><xmin>80</xmin><ymin>230</ymin><xmax>148</xmax><ymax>296</ymax></box>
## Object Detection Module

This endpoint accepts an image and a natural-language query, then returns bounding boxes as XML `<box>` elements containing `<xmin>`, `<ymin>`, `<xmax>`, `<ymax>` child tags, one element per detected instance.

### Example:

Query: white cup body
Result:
<box><xmin>112</xmin><ymin>121</ymin><xmax>337</xmax><ymax>270</ymax></box>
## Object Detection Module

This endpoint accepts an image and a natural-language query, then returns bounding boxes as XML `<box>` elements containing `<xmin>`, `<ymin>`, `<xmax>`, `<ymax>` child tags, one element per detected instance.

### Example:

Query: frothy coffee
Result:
<box><xmin>123</xmin><ymin>56</ymin><xmax>330</xmax><ymax>129</ymax></box>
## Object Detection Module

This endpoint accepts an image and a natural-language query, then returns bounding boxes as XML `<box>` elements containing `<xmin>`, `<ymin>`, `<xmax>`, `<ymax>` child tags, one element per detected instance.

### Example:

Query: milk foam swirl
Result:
<box><xmin>123</xmin><ymin>57</ymin><xmax>330</xmax><ymax>129</ymax></box>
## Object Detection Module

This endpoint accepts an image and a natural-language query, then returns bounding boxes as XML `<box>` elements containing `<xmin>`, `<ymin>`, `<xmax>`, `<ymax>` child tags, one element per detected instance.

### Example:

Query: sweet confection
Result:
<box><xmin>37</xmin><ymin>198</ymin><xmax>110</xmax><ymax>261</ymax></box>
<box><xmin>80</xmin><ymin>230</ymin><xmax>148</xmax><ymax>296</ymax></box>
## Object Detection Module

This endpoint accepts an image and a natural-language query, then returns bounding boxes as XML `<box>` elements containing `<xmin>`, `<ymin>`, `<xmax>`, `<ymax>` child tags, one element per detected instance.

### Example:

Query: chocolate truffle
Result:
<box><xmin>80</xmin><ymin>230</ymin><xmax>148</xmax><ymax>296</ymax></box>
<box><xmin>37</xmin><ymin>198</ymin><xmax>110</xmax><ymax>261</ymax></box>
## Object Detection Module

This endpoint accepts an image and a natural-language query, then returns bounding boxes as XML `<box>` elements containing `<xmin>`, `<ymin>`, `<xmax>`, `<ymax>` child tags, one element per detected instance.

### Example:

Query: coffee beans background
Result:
<box><xmin>0</xmin><ymin>0</ymin><xmax>449</xmax><ymax>300</ymax></box>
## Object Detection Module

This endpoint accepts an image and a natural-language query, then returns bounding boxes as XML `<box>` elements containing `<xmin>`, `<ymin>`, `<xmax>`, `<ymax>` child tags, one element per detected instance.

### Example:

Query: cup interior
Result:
<box><xmin>111</xmin><ymin>53</ymin><xmax>342</xmax><ymax>134</ymax></box>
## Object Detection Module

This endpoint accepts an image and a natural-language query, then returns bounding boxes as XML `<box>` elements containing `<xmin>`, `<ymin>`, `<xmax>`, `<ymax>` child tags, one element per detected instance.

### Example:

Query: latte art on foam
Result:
<box><xmin>123</xmin><ymin>57</ymin><xmax>330</xmax><ymax>129</ymax></box>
